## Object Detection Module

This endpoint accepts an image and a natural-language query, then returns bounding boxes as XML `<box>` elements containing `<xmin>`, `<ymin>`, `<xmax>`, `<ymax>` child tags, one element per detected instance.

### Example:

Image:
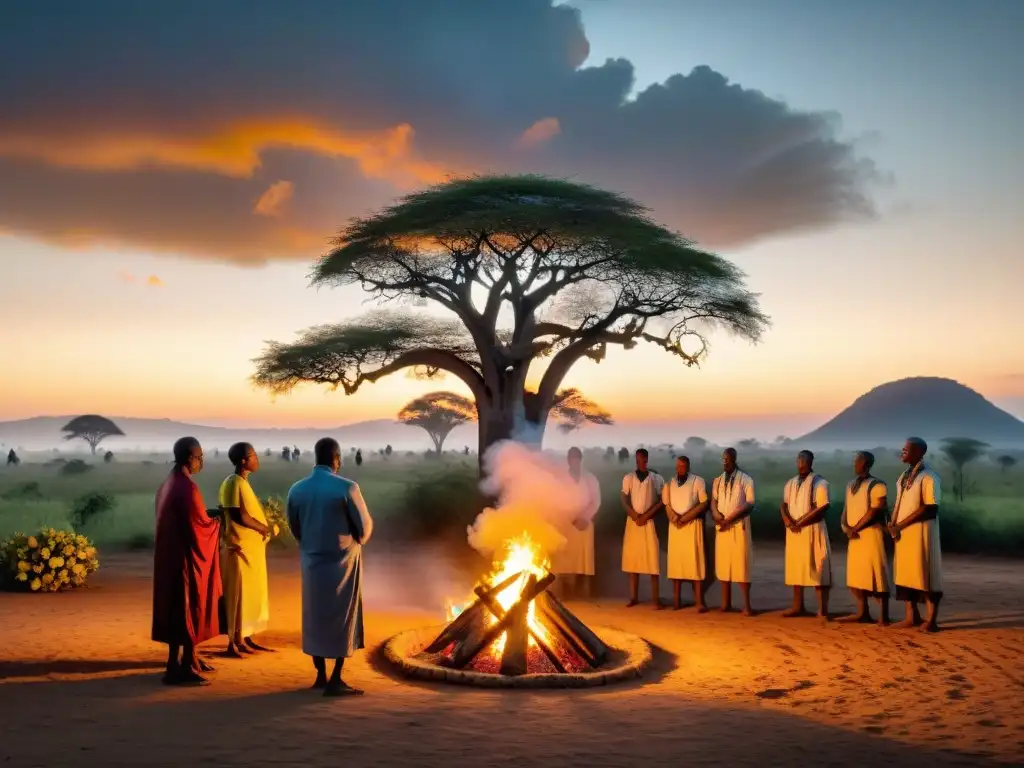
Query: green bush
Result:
<box><xmin>385</xmin><ymin>466</ymin><xmax>482</xmax><ymax>542</ymax></box>
<box><xmin>60</xmin><ymin>459</ymin><xmax>93</xmax><ymax>476</ymax></box>
<box><xmin>70</xmin><ymin>492</ymin><xmax>116</xmax><ymax>530</ymax></box>
<box><xmin>0</xmin><ymin>481</ymin><xmax>44</xmax><ymax>501</ymax></box>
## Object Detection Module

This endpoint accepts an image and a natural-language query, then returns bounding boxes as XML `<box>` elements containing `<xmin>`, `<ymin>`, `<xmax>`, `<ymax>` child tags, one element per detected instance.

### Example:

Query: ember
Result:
<box><xmin>419</xmin><ymin>536</ymin><xmax>609</xmax><ymax>676</ymax></box>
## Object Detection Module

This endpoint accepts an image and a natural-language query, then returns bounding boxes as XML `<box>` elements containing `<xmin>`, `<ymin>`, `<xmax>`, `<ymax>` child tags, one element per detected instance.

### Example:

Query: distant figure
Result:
<box><xmin>6</xmin><ymin>449</ymin><xmax>19</xmax><ymax>466</ymax></box>
<box><xmin>663</xmin><ymin>455</ymin><xmax>710</xmax><ymax>611</ymax></box>
<box><xmin>219</xmin><ymin>442</ymin><xmax>273</xmax><ymax>658</ymax></box>
<box><xmin>152</xmin><ymin>437</ymin><xmax>222</xmax><ymax>685</ymax></box>
<box><xmin>780</xmin><ymin>450</ymin><xmax>832</xmax><ymax>618</ymax></box>
<box><xmin>889</xmin><ymin>437</ymin><xmax>943</xmax><ymax>632</ymax></box>
<box><xmin>710</xmin><ymin>448</ymin><xmax>755</xmax><ymax>615</ymax></box>
<box><xmin>292</xmin><ymin>445</ymin><xmax>301</xmax><ymax>460</ymax></box>
<box><xmin>355</xmin><ymin>449</ymin><xmax>363</xmax><ymax>467</ymax></box>
<box><xmin>104</xmin><ymin>450</ymin><xmax>114</xmax><ymax>463</ymax></box>
<box><xmin>282</xmin><ymin>446</ymin><xmax>292</xmax><ymax>461</ymax></box>
<box><xmin>620</xmin><ymin>448</ymin><xmax>664</xmax><ymax>608</ymax></box>
<box><xmin>551</xmin><ymin>447</ymin><xmax>600</xmax><ymax>599</ymax></box>
<box><xmin>839</xmin><ymin>451</ymin><xmax>891</xmax><ymax>625</ymax></box>
<box><xmin>617</xmin><ymin>447</ymin><xmax>629</xmax><ymax>463</ymax></box>
<box><xmin>287</xmin><ymin>438</ymin><xmax>374</xmax><ymax>696</ymax></box>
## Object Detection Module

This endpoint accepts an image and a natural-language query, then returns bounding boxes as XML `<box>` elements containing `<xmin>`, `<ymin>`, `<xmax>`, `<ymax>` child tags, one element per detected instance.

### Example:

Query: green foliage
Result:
<box><xmin>0</xmin><ymin>528</ymin><xmax>99</xmax><ymax>592</ymax></box>
<box><xmin>397</xmin><ymin>390</ymin><xmax>477</xmax><ymax>454</ymax></box>
<box><xmin>60</xmin><ymin>459</ymin><xmax>93</xmax><ymax>476</ymax></box>
<box><xmin>60</xmin><ymin>414</ymin><xmax>125</xmax><ymax>455</ymax></box>
<box><xmin>941</xmin><ymin>437</ymin><xmax>990</xmax><ymax>501</ymax></box>
<box><xmin>1</xmin><ymin>481</ymin><xmax>44</xmax><ymax>501</ymax></box>
<box><xmin>261</xmin><ymin>495</ymin><xmax>296</xmax><ymax>548</ymax></box>
<box><xmin>385</xmin><ymin>466</ymin><xmax>482</xmax><ymax>543</ymax></box>
<box><xmin>70</xmin><ymin>492</ymin><xmax>116</xmax><ymax>530</ymax></box>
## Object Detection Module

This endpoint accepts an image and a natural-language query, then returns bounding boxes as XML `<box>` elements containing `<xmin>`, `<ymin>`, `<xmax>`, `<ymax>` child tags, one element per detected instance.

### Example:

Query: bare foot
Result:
<box><xmin>877</xmin><ymin>616</ymin><xmax>890</xmax><ymax>627</ymax></box>
<box><xmin>836</xmin><ymin>613</ymin><xmax>868</xmax><ymax>624</ymax></box>
<box><xmin>311</xmin><ymin>676</ymin><xmax>327</xmax><ymax>690</ymax></box>
<box><xmin>673</xmin><ymin>603</ymin><xmax>683</xmax><ymax>611</ymax></box>
<box><xmin>244</xmin><ymin>638</ymin><xmax>275</xmax><ymax>652</ymax></box>
<box><xmin>719</xmin><ymin>605</ymin><xmax>734</xmax><ymax>613</ymax></box>
<box><xmin>324</xmin><ymin>681</ymin><xmax>364</xmax><ymax>697</ymax></box>
<box><xmin>196</xmin><ymin>657</ymin><xmax>216</xmax><ymax>672</ymax></box>
<box><xmin>919</xmin><ymin>621</ymin><xmax>939</xmax><ymax>633</ymax></box>
<box><xmin>695</xmin><ymin>604</ymin><xmax>709</xmax><ymax>614</ymax></box>
<box><xmin>625</xmin><ymin>599</ymin><xmax>639</xmax><ymax>608</ymax></box>
<box><xmin>742</xmin><ymin>607</ymin><xmax>756</xmax><ymax>617</ymax></box>
<box><xmin>177</xmin><ymin>670</ymin><xmax>211</xmax><ymax>686</ymax></box>
<box><xmin>893</xmin><ymin>616</ymin><xmax>918</xmax><ymax>628</ymax></box>
<box><xmin>225</xmin><ymin>645</ymin><xmax>245</xmax><ymax>659</ymax></box>
<box><xmin>781</xmin><ymin>607</ymin><xmax>809</xmax><ymax>618</ymax></box>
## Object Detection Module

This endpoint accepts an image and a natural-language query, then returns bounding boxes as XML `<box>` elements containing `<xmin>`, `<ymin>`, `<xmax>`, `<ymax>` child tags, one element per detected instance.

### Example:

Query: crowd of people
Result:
<box><xmin>149</xmin><ymin>434</ymin><xmax>943</xmax><ymax>695</ymax></box>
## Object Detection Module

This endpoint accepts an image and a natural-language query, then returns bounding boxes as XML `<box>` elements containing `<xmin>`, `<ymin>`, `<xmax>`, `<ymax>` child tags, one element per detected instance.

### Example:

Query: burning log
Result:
<box><xmin>474</xmin><ymin>582</ymin><xmax>567</xmax><ymax>674</ymax></box>
<box><xmin>535</xmin><ymin>592</ymin><xmax>609</xmax><ymax>667</ymax></box>
<box><xmin>451</xmin><ymin>572</ymin><xmax>555</xmax><ymax>669</ymax></box>
<box><xmin>423</xmin><ymin>571</ymin><xmax>524</xmax><ymax>653</ymax></box>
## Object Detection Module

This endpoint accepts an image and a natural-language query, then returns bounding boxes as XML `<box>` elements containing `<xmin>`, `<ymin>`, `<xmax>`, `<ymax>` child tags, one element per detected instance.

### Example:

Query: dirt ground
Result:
<box><xmin>1</xmin><ymin>544</ymin><xmax>1022</xmax><ymax>766</ymax></box>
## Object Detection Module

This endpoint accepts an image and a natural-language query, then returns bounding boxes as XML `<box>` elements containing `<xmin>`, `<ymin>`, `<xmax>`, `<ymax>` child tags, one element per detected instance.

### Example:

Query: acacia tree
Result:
<box><xmin>397</xmin><ymin>391</ymin><xmax>477</xmax><ymax>455</ymax></box>
<box><xmin>550</xmin><ymin>388</ymin><xmax>613</xmax><ymax>434</ymax></box>
<box><xmin>60</xmin><ymin>415</ymin><xmax>124</xmax><ymax>455</ymax></box>
<box><xmin>996</xmin><ymin>454</ymin><xmax>1017</xmax><ymax>474</ymax></box>
<box><xmin>940</xmin><ymin>437</ymin><xmax>989</xmax><ymax>502</ymax></box>
<box><xmin>252</xmin><ymin>176</ymin><xmax>767</xmax><ymax>466</ymax></box>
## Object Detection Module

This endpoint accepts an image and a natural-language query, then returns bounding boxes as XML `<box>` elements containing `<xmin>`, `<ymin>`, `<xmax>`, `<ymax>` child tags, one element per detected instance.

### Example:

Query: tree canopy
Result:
<box><xmin>253</xmin><ymin>175</ymin><xmax>768</xmax><ymax>455</ymax></box>
<box><xmin>397</xmin><ymin>391</ymin><xmax>477</xmax><ymax>455</ymax></box>
<box><xmin>940</xmin><ymin>437</ymin><xmax>989</xmax><ymax>501</ymax></box>
<box><xmin>61</xmin><ymin>415</ymin><xmax>124</xmax><ymax>455</ymax></box>
<box><xmin>550</xmin><ymin>388</ymin><xmax>613</xmax><ymax>434</ymax></box>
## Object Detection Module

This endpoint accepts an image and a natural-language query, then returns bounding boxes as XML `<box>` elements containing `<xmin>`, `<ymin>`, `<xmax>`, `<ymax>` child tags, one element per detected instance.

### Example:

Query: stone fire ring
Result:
<box><xmin>381</xmin><ymin>624</ymin><xmax>652</xmax><ymax>689</ymax></box>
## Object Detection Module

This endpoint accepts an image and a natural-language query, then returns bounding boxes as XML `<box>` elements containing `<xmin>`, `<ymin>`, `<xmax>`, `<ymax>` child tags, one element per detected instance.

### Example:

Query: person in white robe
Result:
<box><xmin>780</xmin><ymin>450</ymin><xmax>833</xmax><ymax>618</ymax></box>
<box><xmin>620</xmin><ymin>448</ymin><xmax>665</xmax><ymax>608</ymax></box>
<box><xmin>710</xmin><ymin>447</ymin><xmax>755</xmax><ymax>615</ymax></box>
<box><xmin>286</xmin><ymin>437</ymin><xmax>373</xmax><ymax>696</ymax></box>
<box><xmin>551</xmin><ymin>447</ymin><xmax>601</xmax><ymax>599</ymax></box>
<box><xmin>839</xmin><ymin>451</ymin><xmax>891</xmax><ymax>625</ymax></box>
<box><xmin>889</xmin><ymin>437</ymin><xmax>943</xmax><ymax>632</ymax></box>
<box><xmin>662</xmin><ymin>455</ymin><xmax>710</xmax><ymax>611</ymax></box>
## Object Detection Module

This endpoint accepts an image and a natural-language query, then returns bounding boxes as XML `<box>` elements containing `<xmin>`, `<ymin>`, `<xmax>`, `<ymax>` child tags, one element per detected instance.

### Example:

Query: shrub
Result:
<box><xmin>388</xmin><ymin>467</ymin><xmax>482</xmax><ymax>542</ymax></box>
<box><xmin>0</xmin><ymin>528</ymin><xmax>100</xmax><ymax>592</ymax></box>
<box><xmin>262</xmin><ymin>496</ymin><xmax>295</xmax><ymax>548</ymax></box>
<box><xmin>59</xmin><ymin>459</ymin><xmax>93</xmax><ymax>476</ymax></box>
<box><xmin>126</xmin><ymin>532</ymin><xmax>154</xmax><ymax>550</ymax></box>
<box><xmin>70</xmin><ymin>492</ymin><xmax>116</xmax><ymax>530</ymax></box>
<box><xmin>1</xmin><ymin>481</ymin><xmax>44</xmax><ymax>501</ymax></box>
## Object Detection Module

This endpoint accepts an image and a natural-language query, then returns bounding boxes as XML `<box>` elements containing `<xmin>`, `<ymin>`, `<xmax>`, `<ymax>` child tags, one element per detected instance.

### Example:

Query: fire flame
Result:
<box><xmin>446</xmin><ymin>534</ymin><xmax>552</xmax><ymax>658</ymax></box>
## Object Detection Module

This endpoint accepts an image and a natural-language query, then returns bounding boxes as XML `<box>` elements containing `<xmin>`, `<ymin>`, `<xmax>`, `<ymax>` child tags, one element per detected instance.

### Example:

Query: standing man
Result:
<box><xmin>287</xmin><ymin>437</ymin><xmax>374</xmax><ymax>696</ymax></box>
<box><xmin>662</xmin><ymin>455</ymin><xmax>710</xmax><ymax>611</ymax></box>
<box><xmin>621</xmin><ymin>448</ymin><xmax>665</xmax><ymax>608</ymax></box>
<box><xmin>219</xmin><ymin>442</ymin><xmax>274</xmax><ymax>658</ymax></box>
<box><xmin>710</xmin><ymin>447</ymin><xmax>755</xmax><ymax>615</ymax></box>
<box><xmin>839</xmin><ymin>451</ymin><xmax>891</xmax><ymax>625</ymax></box>
<box><xmin>551</xmin><ymin>447</ymin><xmax>601</xmax><ymax>600</ymax></box>
<box><xmin>889</xmin><ymin>437</ymin><xmax>943</xmax><ymax>632</ymax></box>
<box><xmin>152</xmin><ymin>437</ymin><xmax>222</xmax><ymax>685</ymax></box>
<box><xmin>780</xmin><ymin>450</ymin><xmax>832</xmax><ymax>619</ymax></box>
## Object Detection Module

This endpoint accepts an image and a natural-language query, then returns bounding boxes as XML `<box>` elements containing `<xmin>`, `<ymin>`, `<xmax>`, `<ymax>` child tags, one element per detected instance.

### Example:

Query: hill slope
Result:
<box><xmin>798</xmin><ymin>377</ymin><xmax>1024</xmax><ymax>448</ymax></box>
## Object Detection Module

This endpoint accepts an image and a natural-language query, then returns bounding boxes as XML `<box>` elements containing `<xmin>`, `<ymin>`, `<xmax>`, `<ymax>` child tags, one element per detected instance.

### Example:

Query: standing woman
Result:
<box><xmin>219</xmin><ymin>442</ymin><xmax>274</xmax><ymax>657</ymax></box>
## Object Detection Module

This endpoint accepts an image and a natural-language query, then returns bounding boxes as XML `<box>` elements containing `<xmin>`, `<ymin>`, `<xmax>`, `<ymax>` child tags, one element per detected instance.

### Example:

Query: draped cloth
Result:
<box><xmin>551</xmin><ymin>470</ymin><xmax>600</xmax><ymax>576</ymax></box>
<box><xmin>783</xmin><ymin>474</ymin><xmax>832</xmax><ymax>587</ymax></box>
<box><xmin>844</xmin><ymin>478</ymin><xmax>891</xmax><ymax>595</ymax></box>
<box><xmin>892</xmin><ymin>464</ymin><xmax>943</xmax><ymax>600</ymax></box>
<box><xmin>621</xmin><ymin>470</ymin><xmax>665</xmax><ymax>575</ymax></box>
<box><xmin>152</xmin><ymin>469</ymin><xmax>222</xmax><ymax>646</ymax></box>
<box><xmin>712</xmin><ymin>470</ymin><xmax>755</xmax><ymax>583</ymax></box>
<box><xmin>219</xmin><ymin>474</ymin><xmax>270</xmax><ymax>639</ymax></box>
<box><xmin>663</xmin><ymin>475</ymin><xmax>709</xmax><ymax>581</ymax></box>
<box><xmin>287</xmin><ymin>466</ymin><xmax>374</xmax><ymax>658</ymax></box>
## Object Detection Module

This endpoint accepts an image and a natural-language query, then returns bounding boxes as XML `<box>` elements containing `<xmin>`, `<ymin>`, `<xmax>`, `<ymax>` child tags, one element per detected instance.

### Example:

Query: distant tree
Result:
<box><xmin>103</xmin><ymin>450</ymin><xmax>114</xmax><ymax>463</ymax></box>
<box><xmin>996</xmin><ymin>454</ymin><xmax>1017</xmax><ymax>474</ymax></box>
<box><xmin>250</xmin><ymin>176</ymin><xmax>767</xmax><ymax>468</ymax></box>
<box><xmin>737</xmin><ymin>438</ymin><xmax>760</xmax><ymax>451</ymax></box>
<box><xmin>397</xmin><ymin>391</ymin><xmax>477</xmax><ymax>455</ymax></box>
<box><xmin>617</xmin><ymin>447</ymin><xmax>630</xmax><ymax>463</ymax></box>
<box><xmin>60</xmin><ymin>415</ymin><xmax>125</xmax><ymax>455</ymax></box>
<box><xmin>684</xmin><ymin>436</ymin><xmax>707</xmax><ymax>453</ymax></box>
<box><xmin>281</xmin><ymin>446</ymin><xmax>292</xmax><ymax>461</ymax></box>
<box><xmin>550</xmin><ymin>388</ymin><xmax>614</xmax><ymax>434</ymax></box>
<box><xmin>940</xmin><ymin>437</ymin><xmax>989</xmax><ymax>502</ymax></box>
<box><xmin>385</xmin><ymin>444</ymin><xmax>393</xmax><ymax>456</ymax></box>
<box><xmin>775</xmin><ymin>435</ymin><xmax>794</xmax><ymax>447</ymax></box>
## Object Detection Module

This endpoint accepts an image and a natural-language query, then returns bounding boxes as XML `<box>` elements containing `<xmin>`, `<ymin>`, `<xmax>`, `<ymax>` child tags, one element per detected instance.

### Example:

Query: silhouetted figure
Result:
<box><xmin>293</xmin><ymin>446</ymin><xmax>301</xmax><ymax>460</ymax></box>
<box><xmin>7</xmin><ymin>449</ymin><xmax>20</xmax><ymax>466</ymax></box>
<box><xmin>617</xmin><ymin>447</ymin><xmax>629</xmax><ymax>463</ymax></box>
<box><xmin>282</xmin><ymin>446</ymin><xmax>292</xmax><ymax>461</ymax></box>
<box><xmin>355</xmin><ymin>449</ymin><xmax>363</xmax><ymax>467</ymax></box>
<box><xmin>103</xmin><ymin>450</ymin><xmax>114</xmax><ymax>463</ymax></box>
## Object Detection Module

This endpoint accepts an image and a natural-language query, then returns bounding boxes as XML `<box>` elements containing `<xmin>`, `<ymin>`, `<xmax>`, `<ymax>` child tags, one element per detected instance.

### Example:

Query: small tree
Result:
<box><xmin>684</xmin><ymin>436</ymin><xmax>708</xmax><ymax>453</ymax></box>
<box><xmin>398</xmin><ymin>391</ymin><xmax>477</xmax><ymax>455</ymax></box>
<box><xmin>550</xmin><ymin>388</ymin><xmax>614</xmax><ymax>434</ymax></box>
<box><xmin>385</xmin><ymin>444</ymin><xmax>393</xmax><ymax>456</ymax></box>
<box><xmin>996</xmin><ymin>454</ymin><xmax>1017</xmax><ymax>474</ymax></box>
<box><xmin>60</xmin><ymin>415</ymin><xmax>124</xmax><ymax>455</ymax></box>
<box><xmin>940</xmin><ymin>437</ymin><xmax>989</xmax><ymax>502</ymax></box>
<box><xmin>617</xmin><ymin>447</ymin><xmax>630</xmax><ymax>463</ymax></box>
<box><xmin>738</xmin><ymin>438</ymin><xmax>760</xmax><ymax>451</ymax></box>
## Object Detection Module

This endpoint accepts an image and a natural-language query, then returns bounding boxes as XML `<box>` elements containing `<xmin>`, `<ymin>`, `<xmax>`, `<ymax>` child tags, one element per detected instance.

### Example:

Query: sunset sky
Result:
<box><xmin>1</xmin><ymin>0</ymin><xmax>1022</xmax><ymax>429</ymax></box>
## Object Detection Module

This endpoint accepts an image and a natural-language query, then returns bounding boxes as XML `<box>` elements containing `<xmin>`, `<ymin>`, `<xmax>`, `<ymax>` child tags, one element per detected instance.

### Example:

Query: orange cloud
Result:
<box><xmin>0</xmin><ymin>118</ymin><xmax>453</xmax><ymax>189</ymax></box>
<box><xmin>516</xmin><ymin>117</ymin><xmax>561</xmax><ymax>149</ymax></box>
<box><xmin>253</xmin><ymin>180</ymin><xmax>294</xmax><ymax>217</ymax></box>
<box><xmin>146</xmin><ymin>275</ymin><xmax>163</xmax><ymax>287</ymax></box>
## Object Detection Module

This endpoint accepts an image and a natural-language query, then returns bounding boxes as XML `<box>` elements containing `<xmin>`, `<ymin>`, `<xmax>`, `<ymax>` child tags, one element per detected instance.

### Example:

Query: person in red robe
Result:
<box><xmin>152</xmin><ymin>436</ymin><xmax>223</xmax><ymax>685</ymax></box>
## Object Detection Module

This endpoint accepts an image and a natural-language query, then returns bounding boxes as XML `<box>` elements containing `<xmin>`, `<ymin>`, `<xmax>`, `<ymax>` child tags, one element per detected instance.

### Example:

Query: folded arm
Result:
<box><xmin>678</xmin><ymin>499</ymin><xmax>709</xmax><ymax>525</ymax></box>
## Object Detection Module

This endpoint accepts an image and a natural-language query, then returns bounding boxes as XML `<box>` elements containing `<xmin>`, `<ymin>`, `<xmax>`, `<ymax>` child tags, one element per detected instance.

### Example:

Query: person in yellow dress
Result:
<box><xmin>219</xmin><ymin>442</ymin><xmax>275</xmax><ymax>657</ymax></box>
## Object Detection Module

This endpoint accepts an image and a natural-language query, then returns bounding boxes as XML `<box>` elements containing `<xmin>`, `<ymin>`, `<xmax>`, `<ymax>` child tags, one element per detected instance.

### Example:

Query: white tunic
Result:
<box><xmin>551</xmin><ymin>470</ymin><xmax>600</xmax><ymax>576</ymax></box>
<box><xmin>844</xmin><ymin>478</ymin><xmax>891</xmax><ymax>594</ymax></box>
<box><xmin>892</xmin><ymin>465</ymin><xmax>943</xmax><ymax>594</ymax></box>
<box><xmin>783</xmin><ymin>474</ymin><xmax>832</xmax><ymax>587</ymax></box>
<box><xmin>663</xmin><ymin>475</ymin><xmax>709</xmax><ymax>581</ymax></box>
<box><xmin>712</xmin><ymin>470</ymin><xmax>755</xmax><ymax>583</ymax></box>
<box><xmin>621</xmin><ymin>470</ymin><xmax>665</xmax><ymax>575</ymax></box>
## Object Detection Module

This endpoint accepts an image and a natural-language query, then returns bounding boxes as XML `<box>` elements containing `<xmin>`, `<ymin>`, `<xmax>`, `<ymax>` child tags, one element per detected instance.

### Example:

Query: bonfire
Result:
<box><xmin>420</xmin><ymin>535</ymin><xmax>609</xmax><ymax>676</ymax></box>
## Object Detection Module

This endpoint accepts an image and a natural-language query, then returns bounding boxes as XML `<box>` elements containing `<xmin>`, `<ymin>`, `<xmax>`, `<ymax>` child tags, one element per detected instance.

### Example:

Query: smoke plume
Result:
<box><xmin>467</xmin><ymin>440</ymin><xmax>596</xmax><ymax>561</ymax></box>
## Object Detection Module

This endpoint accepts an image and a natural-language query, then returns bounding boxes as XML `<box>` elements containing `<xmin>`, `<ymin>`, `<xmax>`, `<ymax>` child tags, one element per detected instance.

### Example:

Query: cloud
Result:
<box><xmin>146</xmin><ymin>275</ymin><xmax>163</xmax><ymax>287</ymax></box>
<box><xmin>254</xmin><ymin>180</ymin><xmax>295</xmax><ymax>218</ymax></box>
<box><xmin>0</xmin><ymin>1</ymin><xmax>882</xmax><ymax>264</ymax></box>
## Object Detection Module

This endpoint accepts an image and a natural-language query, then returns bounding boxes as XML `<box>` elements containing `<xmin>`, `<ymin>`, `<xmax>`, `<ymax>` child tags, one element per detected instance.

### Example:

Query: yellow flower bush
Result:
<box><xmin>262</xmin><ymin>496</ymin><xmax>296</xmax><ymax>548</ymax></box>
<box><xmin>0</xmin><ymin>529</ymin><xmax>99</xmax><ymax>593</ymax></box>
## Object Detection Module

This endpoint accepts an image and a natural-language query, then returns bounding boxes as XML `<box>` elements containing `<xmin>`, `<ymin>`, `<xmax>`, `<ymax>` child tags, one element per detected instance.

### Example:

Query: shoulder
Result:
<box><xmin>816</xmin><ymin>475</ymin><xmax>830</xmax><ymax>487</ymax></box>
<box><xmin>692</xmin><ymin>474</ymin><xmax>707</xmax><ymax>486</ymax></box>
<box><xmin>220</xmin><ymin>473</ymin><xmax>242</xmax><ymax>489</ymax></box>
<box><xmin>740</xmin><ymin>471</ymin><xmax>754</xmax><ymax>484</ymax></box>
<box><xmin>922</xmin><ymin>469</ymin><xmax>940</xmax><ymax>486</ymax></box>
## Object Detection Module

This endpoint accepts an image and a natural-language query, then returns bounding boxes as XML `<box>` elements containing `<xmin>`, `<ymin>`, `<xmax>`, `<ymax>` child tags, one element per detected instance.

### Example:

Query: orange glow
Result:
<box><xmin>253</xmin><ymin>180</ymin><xmax>295</xmax><ymax>217</ymax></box>
<box><xmin>516</xmin><ymin>117</ymin><xmax>561</xmax><ymax>148</ymax></box>
<box><xmin>0</xmin><ymin>117</ymin><xmax>454</xmax><ymax>189</ymax></box>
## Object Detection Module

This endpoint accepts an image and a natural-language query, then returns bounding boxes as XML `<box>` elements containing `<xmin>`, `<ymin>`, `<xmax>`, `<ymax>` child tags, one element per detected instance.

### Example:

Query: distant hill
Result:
<box><xmin>798</xmin><ymin>377</ymin><xmax>1024</xmax><ymax>448</ymax></box>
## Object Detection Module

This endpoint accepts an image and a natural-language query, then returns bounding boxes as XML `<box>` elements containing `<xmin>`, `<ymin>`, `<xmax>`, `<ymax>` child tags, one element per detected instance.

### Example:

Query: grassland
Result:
<box><xmin>1</xmin><ymin>447</ymin><xmax>1021</xmax><ymax>555</ymax></box>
